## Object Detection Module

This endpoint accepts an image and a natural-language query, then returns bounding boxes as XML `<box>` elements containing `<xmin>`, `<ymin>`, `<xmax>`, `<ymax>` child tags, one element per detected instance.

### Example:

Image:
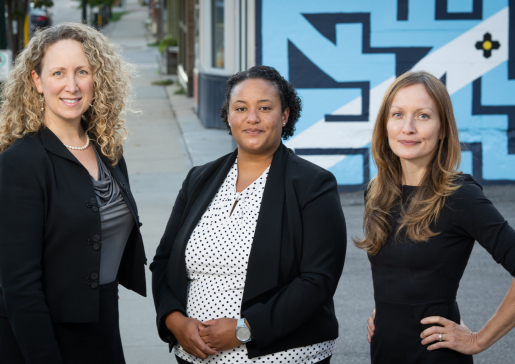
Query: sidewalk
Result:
<box><xmin>105</xmin><ymin>1</ymin><xmax>232</xmax><ymax>363</ymax></box>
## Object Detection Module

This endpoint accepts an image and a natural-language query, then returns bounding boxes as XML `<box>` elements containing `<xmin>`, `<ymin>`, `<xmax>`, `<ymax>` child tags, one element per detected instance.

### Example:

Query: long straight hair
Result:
<box><xmin>355</xmin><ymin>71</ymin><xmax>462</xmax><ymax>255</ymax></box>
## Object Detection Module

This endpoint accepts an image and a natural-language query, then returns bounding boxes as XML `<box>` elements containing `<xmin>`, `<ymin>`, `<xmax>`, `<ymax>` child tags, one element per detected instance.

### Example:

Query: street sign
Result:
<box><xmin>0</xmin><ymin>50</ymin><xmax>12</xmax><ymax>82</ymax></box>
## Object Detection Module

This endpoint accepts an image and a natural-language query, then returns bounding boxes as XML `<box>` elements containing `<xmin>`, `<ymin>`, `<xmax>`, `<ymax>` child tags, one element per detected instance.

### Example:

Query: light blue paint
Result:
<box><xmin>370</xmin><ymin>0</ymin><xmax>506</xmax><ymax>49</ymax></box>
<box><xmin>481</xmin><ymin>129</ymin><xmax>515</xmax><ymax>180</ymax></box>
<box><xmin>262</xmin><ymin>0</ymin><xmax>508</xmax><ymax>135</ymax></box>
<box><xmin>295</xmin><ymin>88</ymin><xmax>361</xmax><ymax>135</ymax></box>
<box><xmin>460</xmin><ymin>150</ymin><xmax>473</xmax><ymax>174</ymax></box>
<box><xmin>286</xmin><ymin>27</ymin><xmax>395</xmax><ymax>89</ymax></box>
<box><xmin>261</xmin><ymin>0</ymin><xmax>508</xmax><ymax>81</ymax></box>
<box><xmin>481</xmin><ymin>62</ymin><xmax>515</xmax><ymax>106</ymax></box>
<box><xmin>458</xmin><ymin>130</ymin><xmax>482</xmax><ymax>143</ymax></box>
<box><xmin>448</xmin><ymin>0</ymin><xmax>474</xmax><ymax>13</ymax></box>
<box><xmin>451</xmin><ymin>82</ymin><xmax>508</xmax><ymax>131</ymax></box>
<box><xmin>369</xmin><ymin>146</ymin><xmax>378</xmax><ymax>180</ymax></box>
<box><xmin>262</xmin><ymin>0</ymin><xmax>373</xmax><ymax>78</ymax></box>
<box><xmin>328</xmin><ymin>155</ymin><xmax>364</xmax><ymax>185</ymax></box>
<box><xmin>261</xmin><ymin>0</ymin><xmax>514</xmax><ymax>186</ymax></box>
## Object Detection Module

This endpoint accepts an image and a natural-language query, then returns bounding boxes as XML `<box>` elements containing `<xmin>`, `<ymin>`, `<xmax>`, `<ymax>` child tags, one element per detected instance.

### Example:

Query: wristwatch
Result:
<box><xmin>236</xmin><ymin>318</ymin><xmax>252</xmax><ymax>343</ymax></box>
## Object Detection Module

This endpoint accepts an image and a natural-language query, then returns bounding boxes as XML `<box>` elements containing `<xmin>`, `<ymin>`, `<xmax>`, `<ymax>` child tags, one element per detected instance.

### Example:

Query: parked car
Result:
<box><xmin>30</xmin><ymin>6</ymin><xmax>52</xmax><ymax>32</ymax></box>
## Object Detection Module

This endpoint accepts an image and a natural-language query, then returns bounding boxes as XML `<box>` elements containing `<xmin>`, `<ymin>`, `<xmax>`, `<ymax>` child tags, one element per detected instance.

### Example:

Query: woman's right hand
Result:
<box><xmin>165</xmin><ymin>311</ymin><xmax>218</xmax><ymax>359</ymax></box>
<box><xmin>366</xmin><ymin>309</ymin><xmax>376</xmax><ymax>343</ymax></box>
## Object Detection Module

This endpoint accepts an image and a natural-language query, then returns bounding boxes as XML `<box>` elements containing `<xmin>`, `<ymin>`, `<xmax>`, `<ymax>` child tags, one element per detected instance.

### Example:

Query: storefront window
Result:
<box><xmin>212</xmin><ymin>0</ymin><xmax>224</xmax><ymax>68</ymax></box>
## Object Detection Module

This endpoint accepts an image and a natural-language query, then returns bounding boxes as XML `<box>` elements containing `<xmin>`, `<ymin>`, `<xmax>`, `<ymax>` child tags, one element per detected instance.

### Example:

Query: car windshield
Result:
<box><xmin>31</xmin><ymin>8</ymin><xmax>46</xmax><ymax>16</ymax></box>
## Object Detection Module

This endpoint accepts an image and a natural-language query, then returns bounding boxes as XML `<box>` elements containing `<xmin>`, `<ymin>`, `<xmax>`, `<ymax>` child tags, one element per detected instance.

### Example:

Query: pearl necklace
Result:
<box><xmin>63</xmin><ymin>136</ymin><xmax>90</xmax><ymax>151</ymax></box>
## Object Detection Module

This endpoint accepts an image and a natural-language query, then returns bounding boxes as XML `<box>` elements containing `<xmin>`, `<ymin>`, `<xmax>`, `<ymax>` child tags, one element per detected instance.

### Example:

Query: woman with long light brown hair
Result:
<box><xmin>0</xmin><ymin>23</ymin><xmax>145</xmax><ymax>364</ymax></box>
<box><xmin>358</xmin><ymin>71</ymin><xmax>515</xmax><ymax>364</ymax></box>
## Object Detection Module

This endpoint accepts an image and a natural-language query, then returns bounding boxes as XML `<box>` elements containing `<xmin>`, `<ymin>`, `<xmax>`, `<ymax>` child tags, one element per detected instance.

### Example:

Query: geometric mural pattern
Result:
<box><xmin>257</xmin><ymin>0</ymin><xmax>515</xmax><ymax>191</ymax></box>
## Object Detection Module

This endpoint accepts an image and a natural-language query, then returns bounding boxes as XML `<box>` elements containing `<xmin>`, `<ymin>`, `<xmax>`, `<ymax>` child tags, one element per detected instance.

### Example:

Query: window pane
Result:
<box><xmin>212</xmin><ymin>0</ymin><xmax>224</xmax><ymax>68</ymax></box>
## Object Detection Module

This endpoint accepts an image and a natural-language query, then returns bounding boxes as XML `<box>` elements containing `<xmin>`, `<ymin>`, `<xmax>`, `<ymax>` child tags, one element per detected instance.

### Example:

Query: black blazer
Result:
<box><xmin>151</xmin><ymin>144</ymin><xmax>347</xmax><ymax>358</ymax></box>
<box><xmin>0</xmin><ymin>127</ymin><xmax>146</xmax><ymax>363</ymax></box>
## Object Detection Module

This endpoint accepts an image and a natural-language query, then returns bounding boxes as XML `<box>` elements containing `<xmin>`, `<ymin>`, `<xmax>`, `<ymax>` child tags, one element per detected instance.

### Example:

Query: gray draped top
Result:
<box><xmin>92</xmin><ymin>149</ymin><xmax>135</xmax><ymax>285</ymax></box>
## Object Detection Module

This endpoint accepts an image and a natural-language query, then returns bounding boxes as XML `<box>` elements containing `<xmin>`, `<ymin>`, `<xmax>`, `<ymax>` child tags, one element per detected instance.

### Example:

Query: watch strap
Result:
<box><xmin>236</xmin><ymin>318</ymin><xmax>252</xmax><ymax>343</ymax></box>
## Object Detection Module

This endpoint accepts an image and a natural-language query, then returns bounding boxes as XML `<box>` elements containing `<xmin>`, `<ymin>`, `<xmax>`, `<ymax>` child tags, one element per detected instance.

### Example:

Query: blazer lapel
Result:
<box><xmin>40</xmin><ymin>127</ymin><xmax>83</xmax><ymax>165</ymax></box>
<box><xmin>168</xmin><ymin>149</ymin><xmax>238</xmax><ymax>308</ymax></box>
<box><xmin>242</xmin><ymin>144</ymin><xmax>287</xmax><ymax>304</ymax></box>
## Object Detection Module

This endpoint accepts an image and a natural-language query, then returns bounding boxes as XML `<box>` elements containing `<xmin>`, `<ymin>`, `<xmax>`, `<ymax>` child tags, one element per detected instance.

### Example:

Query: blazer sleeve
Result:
<box><xmin>118</xmin><ymin>156</ymin><xmax>130</xmax><ymax>182</ymax></box>
<box><xmin>453</xmin><ymin>182</ymin><xmax>515</xmax><ymax>276</ymax></box>
<box><xmin>150</xmin><ymin>167</ymin><xmax>195</xmax><ymax>345</ymax></box>
<box><xmin>0</xmin><ymin>151</ymin><xmax>64</xmax><ymax>363</ymax></box>
<box><xmin>242</xmin><ymin>170</ymin><xmax>347</xmax><ymax>349</ymax></box>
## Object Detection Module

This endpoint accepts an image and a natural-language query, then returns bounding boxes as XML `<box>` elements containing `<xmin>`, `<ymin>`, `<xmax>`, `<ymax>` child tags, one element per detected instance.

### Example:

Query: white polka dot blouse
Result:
<box><xmin>174</xmin><ymin>159</ymin><xmax>335</xmax><ymax>364</ymax></box>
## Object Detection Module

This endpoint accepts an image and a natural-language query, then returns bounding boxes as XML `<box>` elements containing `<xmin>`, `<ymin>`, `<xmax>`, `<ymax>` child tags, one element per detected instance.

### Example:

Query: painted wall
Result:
<box><xmin>257</xmin><ymin>0</ymin><xmax>515</xmax><ymax>190</ymax></box>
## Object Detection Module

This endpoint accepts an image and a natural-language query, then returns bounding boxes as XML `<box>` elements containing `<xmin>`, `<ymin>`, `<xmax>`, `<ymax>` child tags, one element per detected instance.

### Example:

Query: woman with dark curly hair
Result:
<box><xmin>0</xmin><ymin>23</ymin><xmax>145</xmax><ymax>364</ymax></box>
<box><xmin>151</xmin><ymin>65</ymin><xmax>347</xmax><ymax>364</ymax></box>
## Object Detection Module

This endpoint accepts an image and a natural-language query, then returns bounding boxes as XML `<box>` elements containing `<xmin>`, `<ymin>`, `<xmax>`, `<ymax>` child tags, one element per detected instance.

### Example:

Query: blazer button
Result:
<box><xmin>86</xmin><ymin>198</ymin><xmax>100</xmax><ymax>212</ymax></box>
<box><xmin>87</xmin><ymin>235</ymin><xmax>102</xmax><ymax>251</ymax></box>
<box><xmin>138</xmin><ymin>222</ymin><xmax>143</xmax><ymax>227</ymax></box>
<box><xmin>85</xmin><ymin>273</ymin><xmax>99</xmax><ymax>289</ymax></box>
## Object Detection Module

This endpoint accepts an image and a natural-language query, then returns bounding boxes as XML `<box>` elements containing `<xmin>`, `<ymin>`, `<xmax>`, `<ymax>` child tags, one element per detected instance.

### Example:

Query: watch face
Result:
<box><xmin>236</xmin><ymin>326</ymin><xmax>251</xmax><ymax>341</ymax></box>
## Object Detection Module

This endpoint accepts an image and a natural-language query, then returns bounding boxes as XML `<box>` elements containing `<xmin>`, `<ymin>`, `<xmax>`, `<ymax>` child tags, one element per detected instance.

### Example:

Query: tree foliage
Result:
<box><xmin>85</xmin><ymin>0</ymin><xmax>116</xmax><ymax>7</ymax></box>
<box><xmin>33</xmin><ymin>0</ymin><xmax>53</xmax><ymax>9</ymax></box>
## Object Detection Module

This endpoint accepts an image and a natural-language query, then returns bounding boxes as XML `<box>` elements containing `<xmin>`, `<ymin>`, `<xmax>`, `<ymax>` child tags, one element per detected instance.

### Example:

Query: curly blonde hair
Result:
<box><xmin>0</xmin><ymin>22</ymin><xmax>134</xmax><ymax>165</ymax></box>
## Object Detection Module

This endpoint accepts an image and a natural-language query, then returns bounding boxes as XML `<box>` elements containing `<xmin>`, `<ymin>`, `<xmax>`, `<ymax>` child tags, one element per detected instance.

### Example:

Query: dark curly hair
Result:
<box><xmin>220</xmin><ymin>65</ymin><xmax>302</xmax><ymax>140</ymax></box>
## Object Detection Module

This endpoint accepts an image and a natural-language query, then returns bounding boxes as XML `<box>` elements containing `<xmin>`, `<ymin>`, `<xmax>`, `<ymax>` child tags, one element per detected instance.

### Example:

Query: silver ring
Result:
<box><xmin>439</xmin><ymin>333</ymin><xmax>443</xmax><ymax>342</ymax></box>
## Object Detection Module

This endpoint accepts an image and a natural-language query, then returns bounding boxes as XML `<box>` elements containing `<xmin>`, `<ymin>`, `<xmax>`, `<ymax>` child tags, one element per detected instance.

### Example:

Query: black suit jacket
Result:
<box><xmin>0</xmin><ymin>128</ymin><xmax>146</xmax><ymax>364</ymax></box>
<box><xmin>150</xmin><ymin>144</ymin><xmax>347</xmax><ymax>358</ymax></box>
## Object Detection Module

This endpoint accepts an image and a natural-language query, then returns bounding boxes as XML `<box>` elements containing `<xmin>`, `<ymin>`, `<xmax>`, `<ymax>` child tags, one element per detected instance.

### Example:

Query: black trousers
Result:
<box><xmin>176</xmin><ymin>354</ymin><xmax>332</xmax><ymax>364</ymax></box>
<box><xmin>0</xmin><ymin>280</ymin><xmax>124</xmax><ymax>364</ymax></box>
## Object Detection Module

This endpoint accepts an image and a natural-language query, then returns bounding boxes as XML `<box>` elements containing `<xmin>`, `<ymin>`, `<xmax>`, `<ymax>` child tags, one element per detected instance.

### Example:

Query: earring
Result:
<box><xmin>40</xmin><ymin>95</ymin><xmax>44</xmax><ymax>111</ymax></box>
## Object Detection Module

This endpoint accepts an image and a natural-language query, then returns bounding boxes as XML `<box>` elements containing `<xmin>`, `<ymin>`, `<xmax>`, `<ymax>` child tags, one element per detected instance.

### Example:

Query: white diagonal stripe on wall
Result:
<box><xmin>286</xmin><ymin>7</ymin><xmax>509</xmax><ymax>170</ymax></box>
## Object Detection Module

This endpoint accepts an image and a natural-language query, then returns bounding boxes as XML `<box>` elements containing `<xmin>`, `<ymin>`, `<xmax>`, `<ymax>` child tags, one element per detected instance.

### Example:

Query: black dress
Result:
<box><xmin>369</xmin><ymin>175</ymin><xmax>515</xmax><ymax>364</ymax></box>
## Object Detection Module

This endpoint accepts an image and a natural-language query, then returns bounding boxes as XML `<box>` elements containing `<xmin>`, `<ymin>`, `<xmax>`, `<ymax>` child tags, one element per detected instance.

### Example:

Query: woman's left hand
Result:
<box><xmin>420</xmin><ymin>316</ymin><xmax>482</xmax><ymax>355</ymax></box>
<box><xmin>199</xmin><ymin>318</ymin><xmax>242</xmax><ymax>352</ymax></box>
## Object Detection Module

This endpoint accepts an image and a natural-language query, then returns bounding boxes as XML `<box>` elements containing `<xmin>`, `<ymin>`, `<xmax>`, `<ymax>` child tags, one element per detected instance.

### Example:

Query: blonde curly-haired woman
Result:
<box><xmin>0</xmin><ymin>23</ymin><xmax>146</xmax><ymax>364</ymax></box>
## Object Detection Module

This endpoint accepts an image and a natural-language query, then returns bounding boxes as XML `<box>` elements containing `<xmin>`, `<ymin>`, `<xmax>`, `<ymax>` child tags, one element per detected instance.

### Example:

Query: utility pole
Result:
<box><xmin>156</xmin><ymin>0</ymin><xmax>164</xmax><ymax>42</ymax></box>
<box><xmin>0</xmin><ymin>0</ymin><xmax>7</xmax><ymax>49</ymax></box>
<box><xmin>82</xmin><ymin>0</ymin><xmax>87</xmax><ymax>23</ymax></box>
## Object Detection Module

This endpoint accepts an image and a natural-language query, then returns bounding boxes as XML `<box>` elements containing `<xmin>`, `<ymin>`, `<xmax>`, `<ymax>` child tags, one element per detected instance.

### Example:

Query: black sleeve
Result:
<box><xmin>454</xmin><ymin>182</ymin><xmax>515</xmax><ymax>276</ymax></box>
<box><xmin>150</xmin><ymin>167</ymin><xmax>196</xmax><ymax>345</ymax></box>
<box><xmin>242</xmin><ymin>170</ymin><xmax>347</xmax><ymax>349</ymax></box>
<box><xmin>118</xmin><ymin>156</ymin><xmax>130</xmax><ymax>182</ymax></box>
<box><xmin>0</xmin><ymin>151</ymin><xmax>64</xmax><ymax>363</ymax></box>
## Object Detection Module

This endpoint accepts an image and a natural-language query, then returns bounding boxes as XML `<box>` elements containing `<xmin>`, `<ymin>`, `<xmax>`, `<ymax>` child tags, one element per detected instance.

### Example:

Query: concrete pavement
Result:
<box><xmin>103</xmin><ymin>2</ymin><xmax>232</xmax><ymax>363</ymax></box>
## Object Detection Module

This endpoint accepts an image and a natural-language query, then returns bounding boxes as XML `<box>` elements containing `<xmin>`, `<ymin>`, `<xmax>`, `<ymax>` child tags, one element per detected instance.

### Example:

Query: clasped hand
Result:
<box><xmin>166</xmin><ymin>313</ymin><xmax>241</xmax><ymax>359</ymax></box>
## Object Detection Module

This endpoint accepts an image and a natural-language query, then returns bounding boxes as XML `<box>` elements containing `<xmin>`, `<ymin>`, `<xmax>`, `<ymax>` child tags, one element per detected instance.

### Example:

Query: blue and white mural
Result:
<box><xmin>257</xmin><ymin>0</ymin><xmax>515</xmax><ymax>190</ymax></box>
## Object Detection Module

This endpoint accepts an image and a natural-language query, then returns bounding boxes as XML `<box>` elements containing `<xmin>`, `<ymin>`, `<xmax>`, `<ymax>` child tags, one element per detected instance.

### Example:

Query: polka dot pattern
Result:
<box><xmin>175</xmin><ymin>159</ymin><xmax>335</xmax><ymax>363</ymax></box>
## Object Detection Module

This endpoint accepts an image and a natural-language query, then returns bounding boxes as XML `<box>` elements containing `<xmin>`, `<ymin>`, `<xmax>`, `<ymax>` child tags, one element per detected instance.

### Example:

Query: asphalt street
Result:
<box><xmin>44</xmin><ymin>1</ymin><xmax>515</xmax><ymax>363</ymax></box>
